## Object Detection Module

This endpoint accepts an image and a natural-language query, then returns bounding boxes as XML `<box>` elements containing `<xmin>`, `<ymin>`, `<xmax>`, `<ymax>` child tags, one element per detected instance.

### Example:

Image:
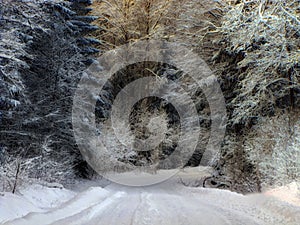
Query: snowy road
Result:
<box><xmin>3</xmin><ymin>180</ymin><xmax>300</xmax><ymax>225</ymax></box>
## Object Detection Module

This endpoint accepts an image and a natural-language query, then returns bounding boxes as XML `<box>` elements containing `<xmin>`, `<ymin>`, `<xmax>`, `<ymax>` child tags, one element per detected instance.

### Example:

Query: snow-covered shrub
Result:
<box><xmin>0</xmin><ymin>147</ymin><xmax>79</xmax><ymax>193</ymax></box>
<box><xmin>95</xmin><ymin>104</ymin><xmax>181</xmax><ymax>173</ymax></box>
<box><xmin>244</xmin><ymin>114</ymin><xmax>300</xmax><ymax>189</ymax></box>
<box><xmin>0</xmin><ymin>154</ymin><xmax>26</xmax><ymax>193</ymax></box>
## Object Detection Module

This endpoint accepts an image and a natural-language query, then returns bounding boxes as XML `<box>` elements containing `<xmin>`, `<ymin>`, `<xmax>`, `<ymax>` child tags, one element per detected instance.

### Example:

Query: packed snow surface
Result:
<box><xmin>1</xmin><ymin>168</ymin><xmax>299</xmax><ymax>225</ymax></box>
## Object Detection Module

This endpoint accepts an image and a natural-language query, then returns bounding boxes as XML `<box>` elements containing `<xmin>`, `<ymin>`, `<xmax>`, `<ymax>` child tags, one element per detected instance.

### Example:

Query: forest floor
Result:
<box><xmin>1</xmin><ymin>167</ymin><xmax>300</xmax><ymax>225</ymax></box>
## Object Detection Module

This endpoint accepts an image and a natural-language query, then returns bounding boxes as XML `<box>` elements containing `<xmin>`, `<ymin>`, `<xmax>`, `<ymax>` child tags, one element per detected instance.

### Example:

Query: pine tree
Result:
<box><xmin>0</xmin><ymin>0</ymin><xmax>100</xmax><ymax>183</ymax></box>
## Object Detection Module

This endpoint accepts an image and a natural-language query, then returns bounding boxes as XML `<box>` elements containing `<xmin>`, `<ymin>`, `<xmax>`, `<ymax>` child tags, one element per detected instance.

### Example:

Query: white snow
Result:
<box><xmin>0</xmin><ymin>184</ymin><xmax>75</xmax><ymax>224</ymax></box>
<box><xmin>19</xmin><ymin>184</ymin><xmax>76</xmax><ymax>209</ymax></box>
<box><xmin>1</xmin><ymin>168</ymin><xmax>299</xmax><ymax>225</ymax></box>
<box><xmin>0</xmin><ymin>192</ymin><xmax>42</xmax><ymax>224</ymax></box>
<box><xmin>264</xmin><ymin>182</ymin><xmax>300</xmax><ymax>207</ymax></box>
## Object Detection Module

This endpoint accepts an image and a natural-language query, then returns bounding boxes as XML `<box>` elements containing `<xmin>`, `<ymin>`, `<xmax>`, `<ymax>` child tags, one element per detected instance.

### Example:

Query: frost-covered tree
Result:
<box><xmin>0</xmin><ymin>0</ymin><xmax>99</xmax><ymax>182</ymax></box>
<box><xmin>90</xmin><ymin>0</ymin><xmax>223</xmax><ymax>51</ymax></box>
<box><xmin>244</xmin><ymin>114</ymin><xmax>300</xmax><ymax>189</ymax></box>
<box><xmin>211</xmin><ymin>0</ymin><xmax>300</xmax><ymax>193</ymax></box>
<box><xmin>86</xmin><ymin>0</ymin><xmax>224</xmax><ymax>170</ymax></box>
<box><xmin>0</xmin><ymin>0</ymin><xmax>29</xmax><ymax>136</ymax></box>
<box><xmin>219</xmin><ymin>0</ymin><xmax>300</xmax><ymax>125</ymax></box>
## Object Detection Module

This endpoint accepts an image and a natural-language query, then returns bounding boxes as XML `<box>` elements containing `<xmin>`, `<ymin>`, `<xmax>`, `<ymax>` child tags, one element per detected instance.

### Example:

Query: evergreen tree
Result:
<box><xmin>0</xmin><ymin>0</ymin><xmax>99</xmax><ymax>182</ymax></box>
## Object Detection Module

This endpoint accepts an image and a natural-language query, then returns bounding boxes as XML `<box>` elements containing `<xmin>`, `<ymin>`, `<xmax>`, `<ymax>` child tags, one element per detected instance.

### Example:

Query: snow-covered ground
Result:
<box><xmin>1</xmin><ymin>168</ymin><xmax>299</xmax><ymax>225</ymax></box>
<box><xmin>0</xmin><ymin>184</ymin><xmax>76</xmax><ymax>224</ymax></box>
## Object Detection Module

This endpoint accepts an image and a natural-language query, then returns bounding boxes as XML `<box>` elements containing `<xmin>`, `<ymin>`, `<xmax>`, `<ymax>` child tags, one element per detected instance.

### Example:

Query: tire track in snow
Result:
<box><xmin>88</xmin><ymin>192</ymin><xmax>143</xmax><ymax>225</ymax></box>
<box><xmin>3</xmin><ymin>183</ymin><xmax>300</xmax><ymax>225</ymax></box>
<box><xmin>49</xmin><ymin>191</ymin><xmax>125</xmax><ymax>225</ymax></box>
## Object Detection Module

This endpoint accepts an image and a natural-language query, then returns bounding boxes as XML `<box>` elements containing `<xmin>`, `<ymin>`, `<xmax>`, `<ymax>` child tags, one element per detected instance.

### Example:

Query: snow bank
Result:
<box><xmin>19</xmin><ymin>184</ymin><xmax>76</xmax><ymax>209</ymax></box>
<box><xmin>0</xmin><ymin>184</ymin><xmax>75</xmax><ymax>224</ymax></box>
<box><xmin>263</xmin><ymin>182</ymin><xmax>300</xmax><ymax>207</ymax></box>
<box><xmin>0</xmin><ymin>192</ymin><xmax>42</xmax><ymax>224</ymax></box>
<box><xmin>1</xmin><ymin>186</ymin><xmax>110</xmax><ymax>225</ymax></box>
